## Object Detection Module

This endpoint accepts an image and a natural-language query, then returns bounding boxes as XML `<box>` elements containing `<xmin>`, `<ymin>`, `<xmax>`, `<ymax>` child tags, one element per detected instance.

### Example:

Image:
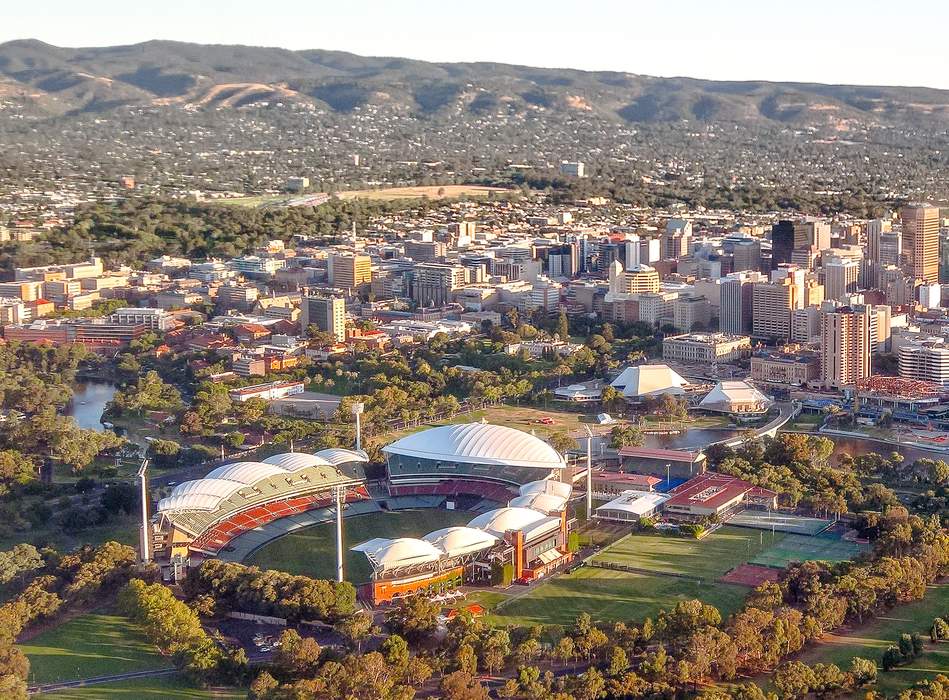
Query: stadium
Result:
<box><xmin>149</xmin><ymin>422</ymin><xmax>577</xmax><ymax>604</ymax></box>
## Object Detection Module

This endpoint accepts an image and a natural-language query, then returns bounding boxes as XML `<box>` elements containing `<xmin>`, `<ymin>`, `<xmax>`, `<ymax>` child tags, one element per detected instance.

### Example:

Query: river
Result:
<box><xmin>65</xmin><ymin>381</ymin><xmax>118</xmax><ymax>431</ymax></box>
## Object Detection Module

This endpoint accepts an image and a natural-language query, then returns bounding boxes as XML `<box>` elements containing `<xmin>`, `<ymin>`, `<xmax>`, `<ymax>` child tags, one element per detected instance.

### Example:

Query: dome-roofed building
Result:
<box><xmin>383</xmin><ymin>423</ymin><xmax>566</xmax><ymax>492</ymax></box>
<box><xmin>519</xmin><ymin>479</ymin><xmax>573</xmax><ymax>500</ymax></box>
<box><xmin>698</xmin><ymin>380</ymin><xmax>772</xmax><ymax>419</ymax></box>
<box><xmin>610</xmin><ymin>364</ymin><xmax>688</xmax><ymax>400</ymax></box>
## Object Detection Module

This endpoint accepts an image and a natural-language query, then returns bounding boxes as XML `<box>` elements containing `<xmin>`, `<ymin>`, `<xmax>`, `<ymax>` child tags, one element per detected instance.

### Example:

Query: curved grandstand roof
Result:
<box><xmin>519</xmin><ymin>479</ymin><xmax>573</xmax><ymax>500</ymax></box>
<box><xmin>467</xmin><ymin>506</ymin><xmax>548</xmax><ymax>537</ymax></box>
<box><xmin>422</xmin><ymin>527</ymin><xmax>498</xmax><ymax>558</ymax></box>
<box><xmin>383</xmin><ymin>423</ymin><xmax>567</xmax><ymax>470</ymax></box>
<box><xmin>262</xmin><ymin>452</ymin><xmax>333</xmax><ymax>471</ymax></box>
<box><xmin>205</xmin><ymin>461</ymin><xmax>287</xmax><ymax>484</ymax></box>
<box><xmin>508</xmin><ymin>492</ymin><xmax>568</xmax><ymax>514</ymax></box>
<box><xmin>157</xmin><ymin>493</ymin><xmax>224</xmax><ymax>512</ymax></box>
<box><xmin>315</xmin><ymin>448</ymin><xmax>369</xmax><ymax>465</ymax></box>
<box><xmin>351</xmin><ymin>537</ymin><xmax>443</xmax><ymax>572</ymax></box>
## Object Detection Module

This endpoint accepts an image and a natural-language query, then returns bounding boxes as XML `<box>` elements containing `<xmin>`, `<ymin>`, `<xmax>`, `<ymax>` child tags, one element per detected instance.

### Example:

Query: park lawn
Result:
<box><xmin>246</xmin><ymin>508</ymin><xmax>473</xmax><ymax>583</ymax></box>
<box><xmin>486</xmin><ymin>566</ymin><xmax>749</xmax><ymax>629</ymax></box>
<box><xmin>592</xmin><ymin>527</ymin><xmax>786</xmax><ymax>581</ymax></box>
<box><xmin>0</xmin><ymin>513</ymin><xmax>138</xmax><ymax>553</ymax></box>
<box><xmin>797</xmin><ymin>582</ymin><xmax>949</xmax><ymax>696</ymax></box>
<box><xmin>21</xmin><ymin>611</ymin><xmax>171</xmax><ymax>685</ymax></box>
<box><xmin>36</xmin><ymin>674</ymin><xmax>245</xmax><ymax>699</ymax></box>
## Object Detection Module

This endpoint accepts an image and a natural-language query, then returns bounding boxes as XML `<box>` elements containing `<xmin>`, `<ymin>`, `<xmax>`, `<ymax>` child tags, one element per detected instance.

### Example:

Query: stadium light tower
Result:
<box><xmin>583</xmin><ymin>426</ymin><xmax>593</xmax><ymax>517</ymax></box>
<box><xmin>352</xmin><ymin>402</ymin><xmax>365</xmax><ymax>451</ymax></box>
<box><xmin>332</xmin><ymin>485</ymin><xmax>346</xmax><ymax>583</ymax></box>
<box><xmin>137</xmin><ymin>460</ymin><xmax>150</xmax><ymax>565</ymax></box>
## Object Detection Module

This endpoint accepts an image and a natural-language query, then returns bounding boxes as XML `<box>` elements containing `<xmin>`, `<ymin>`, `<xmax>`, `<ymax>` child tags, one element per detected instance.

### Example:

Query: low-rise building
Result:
<box><xmin>662</xmin><ymin>333</ymin><xmax>751</xmax><ymax>364</ymax></box>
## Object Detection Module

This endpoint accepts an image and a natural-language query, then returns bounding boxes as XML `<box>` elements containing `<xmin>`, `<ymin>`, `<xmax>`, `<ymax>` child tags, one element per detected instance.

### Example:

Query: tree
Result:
<box><xmin>608</xmin><ymin>646</ymin><xmax>629</xmax><ymax>677</ymax></box>
<box><xmin>609</xmin><ymin>424</ymin><xmax>644</xmax><ymax>448</ymax></box>
<box><xmin>455</xmin><ymin>643</ymin><xmax>478</xmax><ymax>675</ymax></box>
<box><xmin>547</xmin><ymin>431</ymin><xmax>577</xmax><ymax>455</ymax></box>
<box><xmin>381</xmin><ymin>634</ymin><xmax>410</xmax><ymax>668</ymax></box>
<box><xmin>273</xmin><ymin>629</ymin><xmax>322</xmax><ymax>678</ymax></box>
<box><xmin>440</xmin><ymin>671</ymin><xmax>490</xmax><ymax>700</ymax></box>
<box><xmin>848</xmin><ymin>657</ymin><xmax>877</xmax><ymax>688</ymax></box>
<box><xmin>555</xmin><ymin>311</ymin><xmax>569</xmax><ymax>340</ymax></box>
<box><xmin>384</xmin><ymin>596</ymin><xmax>441</xmax><ymax>643</ymax></box>
<box><xmin>774</xmin><ymin>661</ymin><xmax>817</xmax><ymax>700</ymax></box>
<box><xmin>570</xmin><ymin>667</ymin><xmax>607</xmax><ymax>700</ymax></box>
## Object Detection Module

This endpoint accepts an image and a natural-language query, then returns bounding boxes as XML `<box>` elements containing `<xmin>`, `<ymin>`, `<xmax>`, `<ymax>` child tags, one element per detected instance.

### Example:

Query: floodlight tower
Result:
<box><xmin>137</xmin><ymin>460</ymin><xmax>151</xmax><ymax>565</ymax></box>
<box><xmin>352</xmin><ymin>401</ymin><xmax>365</xmax><ymax>451</ymax></box>
<box><xmin>333</xmin><ymin>485</ymin><xmax>346</xmax><ymax>583</ymax></box>
<box><xmin>583</xmin><ymin>426</ymin><xmax>593</xmax><ymax>517</ymax></box>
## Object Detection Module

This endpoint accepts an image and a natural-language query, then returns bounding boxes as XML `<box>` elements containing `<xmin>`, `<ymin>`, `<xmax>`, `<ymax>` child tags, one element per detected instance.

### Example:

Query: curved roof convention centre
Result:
<box><xmin>382</xmin><ymin>423</ymin><xmax>567</xmax><ymax>470</ymax></box>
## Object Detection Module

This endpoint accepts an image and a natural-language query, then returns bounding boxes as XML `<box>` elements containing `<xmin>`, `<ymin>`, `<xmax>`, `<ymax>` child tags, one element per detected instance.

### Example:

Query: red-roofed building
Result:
<box><xmin>663</xmin><ymin>473</ymin><xmax>776</xmax><ymax>520</ymax></box>
<box><xmin>591</xmin><ymin>471</ymin><xmax>662</xmax><ymax>498</ymax></box>
<box><xmin>234</xmin><ymin>323</ymin><xmax>272</xmax><ymax>346</ymax></box>
<box><xmin>617</xmin><ymin>446</ymin><xmax>707</xmax><ymax>479</ymax></box>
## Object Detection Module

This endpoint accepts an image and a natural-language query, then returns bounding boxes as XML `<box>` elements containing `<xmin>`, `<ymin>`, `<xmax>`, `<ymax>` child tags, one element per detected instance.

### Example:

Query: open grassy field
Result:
<box><xmin>797</xmin><ymin>582</ymin><xmax>949</xmax><ymax>696</ymax></box>
<box><xmin>21</xmin><ymin>611</ymin><xmax>171</xmax><ymax>686</ymax></box>
<box><xmin>336</xmin><ymin>185</ymin><xmax>512</xmax><ymax>201</ymax></box>
<box><xmin>0</xmin><ymin>513</ymin><xmax>138</xmax><ymax>553</ymax></box>
<box><xmin>36</xmin><ymin>675</ymin><xmax>245</xmax><ymax>699</ymax></box>
<box><xmin>749</xmin><ymin>533</ymin><xmax>868</xmax><ymax>568</ymax></box>
<box><xmin>245</xmin><ymin>508</ymin><xmax>473</xmax><ymax>583</ymax></box>
<box><xmin>486</xmin><ymin>566</ymin><xmax>749</xmax><ymax>628</ymax></box>
<box><xmin>592</xmin><ymin>527</ymin><xmax>785</xmax><ymax>581</ymax></box>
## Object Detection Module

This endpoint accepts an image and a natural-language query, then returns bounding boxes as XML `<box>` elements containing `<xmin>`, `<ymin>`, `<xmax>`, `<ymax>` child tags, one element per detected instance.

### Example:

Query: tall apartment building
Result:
<box><xmin>328</xmin><ymin>254</ymin><xmax>372</xmax><ymax>291</ymax></box>
<box><xmin>412</xmin><ymin>263</ymin><xmax>468</xmax><ymax>308</ymax></box>
<box><xmin>300</xmin><ymin>294</ymin><xmax>345</xmax><ymax>342</ymax></box>
<box><xmin>820</xmin><ymin>306</ymin><xmax>871</xmax><ymax>389</ymax></box>
<box><xmin>673</xmin><ymin>296</ymin><xmax>711</xmax><ymax>333</ymax></box>
<box><xmin>623</xmin><ymin>235</ymin><xmax>661</xmax><ymax>268</ymax></box>
<box><xmin>901</xmin><ymin>204</ymin><xmax>940</xmax><ymax>282</ymax></box>
<box><xmin>752</xmin><ymin>278</ymin><xmax>797</xmax><ymax>341</ymax></box>
<box><xmin>770</xmin><ymin>220</ymin><xmax>795</xmax><ymax>270</ymax></box>
<box><xmin>823</xmin><ymin>257</ymin><xmax>860</xmax><ymax>302</ymax></box>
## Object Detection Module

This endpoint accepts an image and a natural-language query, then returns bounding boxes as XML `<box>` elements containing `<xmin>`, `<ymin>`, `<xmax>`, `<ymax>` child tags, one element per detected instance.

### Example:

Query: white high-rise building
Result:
<box><xmin>899</xmin><ymin>338</ymin><xmax>949</xmax><ymax>387</ymax></box>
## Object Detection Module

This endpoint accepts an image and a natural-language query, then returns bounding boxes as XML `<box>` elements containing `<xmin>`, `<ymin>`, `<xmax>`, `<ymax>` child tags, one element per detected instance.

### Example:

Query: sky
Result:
<box><xmin>4</xmin><ymin>0</ymin><xmax>949</xmax><ymax>89</ymax></box>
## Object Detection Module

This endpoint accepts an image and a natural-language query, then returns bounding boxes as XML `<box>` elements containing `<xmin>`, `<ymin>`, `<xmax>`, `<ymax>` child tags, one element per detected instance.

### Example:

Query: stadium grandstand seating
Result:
<box><xmin>188</xmin><ymin>486</ymin><xmax>370</xmax><ymax>555</ymax></box>
<box><xmin>388</xmin><ymin>479</ymin><xmax>519</xmax><ymax>503</ymax></box>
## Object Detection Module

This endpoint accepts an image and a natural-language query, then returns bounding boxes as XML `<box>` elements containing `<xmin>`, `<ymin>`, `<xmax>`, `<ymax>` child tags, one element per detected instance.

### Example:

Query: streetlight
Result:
<box><xmin>665</xmin><ymin>463</ymin><xmax>671</xmax><ymax>490</ymax></box>
<box><xmin>352</xmin><ymin>402</ymin><xmax>365</xmax><ymax>452</ymax></box>
<box><xmin>138</xmin><ymin>460</ymin><xmax>150</xmax><ymax>566</ymax></box>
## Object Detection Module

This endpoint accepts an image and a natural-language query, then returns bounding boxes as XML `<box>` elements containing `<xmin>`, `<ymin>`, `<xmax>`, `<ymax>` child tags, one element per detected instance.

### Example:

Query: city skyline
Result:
<box><xmin>6</xmin><ymin>0</ymin><xmax>949</xmax><ymax>90</ymax></box>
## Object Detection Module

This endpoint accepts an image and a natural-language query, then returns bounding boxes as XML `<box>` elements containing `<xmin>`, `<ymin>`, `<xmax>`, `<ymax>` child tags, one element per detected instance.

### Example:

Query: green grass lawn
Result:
<box><xmin>486</xmin><ymin>566</ymin><xmax>749</xmax><ymax>628</ymax></box>
<box><xmin>592</xmin><ymin>526</ymin><xmax>786</xmax><ymax>581</ymax></box>
<box><xmin>0</xmin><ymin>513</ymin><xmax>138</xmax><ymax>555</ymax></box>
<box><xmin>245</xmin><ymin>508</ymin><xmax>474</xmax><ymax>583</ymax></box>
<box><xmin>21</xmin><ymin>611</ymin><xmax>171</xmax><ymax>686</ymax></box>
<box><xmin>798</xmin><ymin>582</ymin><xmax>949</xmax><ymax>696</ymax></box>
<box><xmin>36</xmin><ymin>674</ymin><xmax>245</xmax><ymax>699</ymax></box>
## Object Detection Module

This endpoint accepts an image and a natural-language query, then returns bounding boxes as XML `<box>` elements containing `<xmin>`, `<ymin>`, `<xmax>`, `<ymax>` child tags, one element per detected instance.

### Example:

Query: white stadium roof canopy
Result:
<box><xmin>382</xmin><ymin>423</ymin><xmax>567</xmax><ymax>470</ymax></box>
<box><xmin>262</xmin><ymin>452</ymin><xmax>334</xmax><ymax>471</ymax></box>
<box><xmin>315</xmin><ymin>448</ymin><xmax>369</xmax><ymax>465</ymax></box>
<box><xmin>508</xmin><ymin>492</ymin><xmax>568</xmax><ymax>514</ymax></box>
<box><xmin>205</xmin><ymin>461</ymin><xmax>288</xmax><ymax>484</ymax></box>
<box><xmin>467</xmin><ymin>506</ymin><xmax>548</xmax><ymax>538</ymax></box>
<box><xmin>351</xmin><ymin>537</ymin><xmax>443</xmax><ymax>572</ymax></box>
<box><xmin>422</xmin><ymin>527</ymin><xmax>498</xmax><ymax>558</ymax></box>
<box><xmin>519</xmin><ymin>479</ymin><xmax>573</xmax><ymax>500</ymax></box>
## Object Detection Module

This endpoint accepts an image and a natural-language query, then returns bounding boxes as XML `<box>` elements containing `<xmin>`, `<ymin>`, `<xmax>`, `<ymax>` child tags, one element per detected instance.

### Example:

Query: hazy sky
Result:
<box><xmin>4</xmin><ymin>0</ymin><xmax>949</xmax><ymax>89</ymax></box>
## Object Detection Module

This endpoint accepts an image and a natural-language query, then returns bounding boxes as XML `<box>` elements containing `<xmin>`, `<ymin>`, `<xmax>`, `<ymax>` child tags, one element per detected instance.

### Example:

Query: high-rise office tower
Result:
<box><xmin>752</xmin><ymin>277</ymin><xmax>797</xmax><ymax>341</ymax></box>
<box><xmin>901</xmin><ymin>204</ymin><xmax>940</xmax><ymax>282</ymax></box>
<box><xmin>301</xmin><ymin>294</ymin><xmax>346</xmax><ymax>342</ymax></box>
<box><xmin>867</xmin><ymin>218</ymin><xmax>892</xmax><ymax>263</ymax></box>
<box><xmin>411</xmin><ymin>263</ymin><xmax>468</xmax><ymax>308</ymax></box>
<box><xmin>770</xmin><ymin>221</ymin><xmax>795</xmax><ymax>270</ymax></box>
<box><xmin>328</xmin><ymin>253</ymin><xmax>372</xmax><ymax>291</ymax></box>
<box><xmin>732</xmin><ymin>238</ymin><xmax>761</xmax><ymax>272</ymax></box>
<box><xmin>661</xmin><ymin>219</ymin><xmax>692</xmax><ymax>259</ymax></box>
<box><xmin>793</xmin><ymin>220</ymin><xmax>831</xmax><ymax>251</ymax></box>
<box><xmin>720</xmin><ymin>272</ymin><xmax>763</xmax><ymax>335</ymax></box>
<box><xmin>820</xmin><ymin>305</ymin><xmax>871</xmax><ymax>389</ymax></box>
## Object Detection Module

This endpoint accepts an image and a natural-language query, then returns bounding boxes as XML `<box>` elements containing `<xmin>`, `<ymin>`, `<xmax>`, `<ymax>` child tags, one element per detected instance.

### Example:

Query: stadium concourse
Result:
<box><xmin>150</xmin><ymin>422</ymin><xmax>579</xmax><ymax>603</ymax></box>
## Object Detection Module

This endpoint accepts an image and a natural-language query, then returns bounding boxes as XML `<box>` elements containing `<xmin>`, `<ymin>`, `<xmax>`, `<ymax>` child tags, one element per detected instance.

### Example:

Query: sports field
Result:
<box><xmin>35</xmin><ymin>674</ymin><xmax>245</xmax><ymax>699</ymax></box>
<box><xmin>486</xmin><ymin>566</ymin><xmax>749</xmax><ymax>628</ymax></box>
<box><xmin>21</xmin><ymin>611</ymin><xmax>171</xmax><ymax>685</ymax></box>
<box><xmin>728</xmin><ymin>509</ymin><xmax>832</xmax><ymax>536</ymax></box>
<box><xmin>592</xmin><ymin>526</ymin><xmax>785</xmax><ymax>581</ymax></box>
<box><xmin>245</xmin><ymin>508</ymin><xmax>473</xmax><ymax>583</ymax></box>
<box><xmin>749</xmin><ymin>533</ymin><xmax>868</xmax><ymax>568</ymax></box>
<box><xmin>796</xmin><ymin>582</ymin><xmax>949</xmax><ymax>695</ymax></box>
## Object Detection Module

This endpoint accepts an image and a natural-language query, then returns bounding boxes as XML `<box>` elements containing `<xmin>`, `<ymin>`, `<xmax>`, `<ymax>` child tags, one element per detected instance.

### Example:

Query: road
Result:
<box><xmin>28</xmin><ymin>667</ymin><xmax>178</xmax><ymax>695</ymax></box>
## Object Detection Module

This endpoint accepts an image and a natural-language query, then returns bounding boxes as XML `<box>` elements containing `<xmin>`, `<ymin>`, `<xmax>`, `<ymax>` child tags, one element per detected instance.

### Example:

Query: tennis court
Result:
<box><xmin>728</xmin><ymin>509</ymin><xmax>832</xmax><ymax>536</ymax></box>
<box><xmin>749</xmin><ymin>533</ymin><xmax>867</xmax><ymax>568</ymax></box>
